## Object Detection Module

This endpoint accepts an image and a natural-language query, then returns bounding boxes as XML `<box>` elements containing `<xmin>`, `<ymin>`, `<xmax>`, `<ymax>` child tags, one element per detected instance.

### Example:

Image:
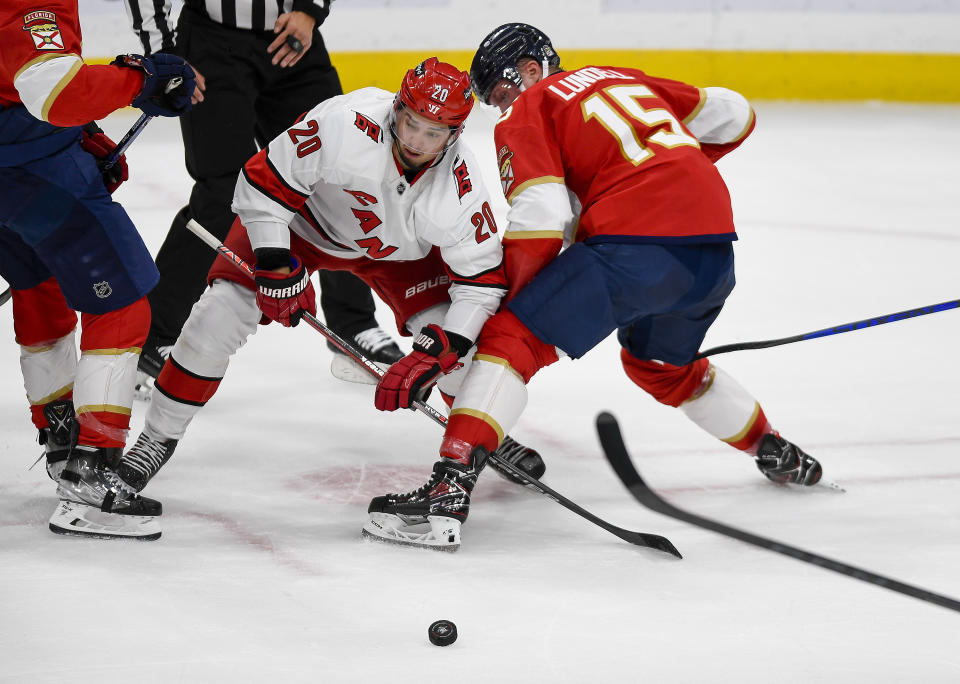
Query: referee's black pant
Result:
<box><xmin>148</xmin><ymin>8</ymin><xmax>378</xmax><ymax>347</ymax></box>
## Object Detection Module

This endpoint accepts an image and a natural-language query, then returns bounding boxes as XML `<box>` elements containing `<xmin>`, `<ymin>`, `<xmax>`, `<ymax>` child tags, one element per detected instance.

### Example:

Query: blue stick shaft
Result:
<box><xmin>100</xmin><ymin>113</ymin><xmax>153</xmax><ymax>170</ymax></box>
<box><xmin>697</xmin><ymin>298</ymin><xmax>960</xmax><ymax>358</ymax></box>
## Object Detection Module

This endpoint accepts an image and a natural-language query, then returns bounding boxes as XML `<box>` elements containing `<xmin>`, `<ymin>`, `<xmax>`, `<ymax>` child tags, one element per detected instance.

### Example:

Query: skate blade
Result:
<box><xmin>133</xmin><ymin>371</ymin><xmax>154</xmax><ymax>402</ymax></box>
<box><xmin>330</xmin><ymin>355</ymin><xmax>388</xmax><ymax>386</ymax></box>
<box><xmin>782</xmin><ymin>477</ymin><xmax>846</xmax><ymax>493</ymax></box>
<box><xmin>48</xmin><ymin>500</ymin><xmax>161</xmax><ymax>540</ymax></box>
<box><xmin>361</xmin><ymin>513</ymin><xmax>460</xmax><ymax>552</ymax></box>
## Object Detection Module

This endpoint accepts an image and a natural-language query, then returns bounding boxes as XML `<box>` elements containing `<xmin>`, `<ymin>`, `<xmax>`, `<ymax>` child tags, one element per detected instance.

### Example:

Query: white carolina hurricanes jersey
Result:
<box><xmin>232</xmin><ymin>87</ymin><xmax>507</xmax><ymax>341</ymax></box>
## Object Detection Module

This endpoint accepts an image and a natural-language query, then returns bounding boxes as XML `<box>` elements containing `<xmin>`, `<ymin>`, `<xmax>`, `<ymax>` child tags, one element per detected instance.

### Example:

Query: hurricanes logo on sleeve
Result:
<box><xmin>452</xmin><ymin>159</ymin><xmax>472</xmax><ymax>200</ymax></box>
<box><xmin>22</xmin><ymin>12</ymin><xmax>63</xmax><ymax>51</ymax></box>
<box><xmin>497</xmin><ymin>145</ymin><xmax>515</xmax><ymax>197</ymax></box>
<box><xmin>353</xmin><ymin>112</ymin><xmax>382</xmax><ymax>142</ymax></box>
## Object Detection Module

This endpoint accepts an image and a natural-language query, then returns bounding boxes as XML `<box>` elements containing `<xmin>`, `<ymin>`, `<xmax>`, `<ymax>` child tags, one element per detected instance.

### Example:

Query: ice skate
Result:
<box><xmin>36</xmin><ymin>400</ymin><xmax>77</xmax><ymax>482</ymax></box>
<box><xmin>133</xmin><ymin>341</ymin><xmax>173</xmax><ymax>401</ymax></box>
<box><xmin>115</xmin><ymin>431</ymin><xmax>179</xmax><ymax>493</ymax></box>
<box><xmin>362</xmin><ymin>447</ymin><xmax>487</xmax><ymax>552</ymax></box>
<box><xmin>328</xmin><ymin>326</ymin><xmax>403</xmax><ymax>385</ymax></box>
<box><xmin>755</xmin><ymin>434</ymin><xmax>823</xmax><ymax>487</ymax></box>
<box><xmin>50</xmin><ymin>445</ymin><xmax>162</xmax><ymax>540</ymax></box>
<box><xmin>487</xmin><ymin>435</ymin><xmax>546</xmax><ymax>486</ymax></box>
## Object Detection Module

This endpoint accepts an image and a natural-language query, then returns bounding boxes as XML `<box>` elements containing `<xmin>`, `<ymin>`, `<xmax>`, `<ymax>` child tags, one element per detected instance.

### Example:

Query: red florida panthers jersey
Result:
<box><xmin>0</xmin><ymin>0</ymin><xmax>141</xmax><ymax>125</ymax></box>
<box><xmin>495</xmin><ymin>66</ymin><xmax>754</xmax><ymax>246</ymax></box>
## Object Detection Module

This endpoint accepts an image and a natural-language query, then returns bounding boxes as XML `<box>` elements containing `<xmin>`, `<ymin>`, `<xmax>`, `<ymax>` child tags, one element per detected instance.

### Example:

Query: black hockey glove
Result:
<box><xmin>114</xmin><ymin>53</ymin><xmax>196</xmax><ymax>118</ymax></box>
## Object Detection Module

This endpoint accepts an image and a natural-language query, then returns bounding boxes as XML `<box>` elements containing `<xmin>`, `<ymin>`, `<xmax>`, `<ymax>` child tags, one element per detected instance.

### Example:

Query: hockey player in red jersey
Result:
<box><xmin>0</xmin><ymin>1</ymin><xmax>196</xmax><ymax>538</ymax></box>
<box><xmin>364</xmin><ymin>23</ymin><xmax>825</xmax><ymax>551</ymax></box>
<box><xmin>116</xmin><ymin>59</ymin><xmax>544</xmax><ymax>528</ymax></box>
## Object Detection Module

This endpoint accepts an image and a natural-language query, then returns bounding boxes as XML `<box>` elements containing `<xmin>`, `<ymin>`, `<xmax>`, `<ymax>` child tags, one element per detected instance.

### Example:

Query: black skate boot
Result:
<box><xmin>37</xmin><ymin>400</ymin><xmax>77</xmax><ymax>482</ymax></box>
<box><xmin>114</xmin><ymin>431</ymin><xmax>179</xmax><ymax>493</ymax></box>
<box><xmin>362</xmin><ymin>447</ymin><xmax>488</xmax><ymax>551</ymax></box>
<box><xmin>50</xmin><ymin>445</ymin><xmax>163</xmax><ymax>539</ymax></box>
<box><xmin>328</xmin><ymin>326</ymin><xmax>404</xmax><ymax>385</ymax></box>
<box><xmin>487</xmin><ymin>435</ymin><xmax>546</xmax><ymax>486</ymax></box>
<box><xmin>134</xmin><ymin>339</ymin><xmax>173</xmax><ymax>401</ymax></box>
<box><xmin>755</xmin><ymin>434</ymin><xmax>823</xmax><ymax>486</ymax></box>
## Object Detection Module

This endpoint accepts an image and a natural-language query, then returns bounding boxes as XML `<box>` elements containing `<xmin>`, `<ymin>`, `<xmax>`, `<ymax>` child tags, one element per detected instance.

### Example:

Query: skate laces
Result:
<box><xmin>123</xmin><ymin>433</ymin><xmax>170</xmax><ymax>479</ymax></box>
<box><xmin>354</xmin><ymin>326</ymin><xmax>396</xmax><ymax>354</ymax></box>
<box><xmin>494</xmin><ymin>436</ymin><xmax>528</xmax><ymax>464</ymax></box>
<box><xmin>390</xmin><ymin>462</ymin><xmax>446</xmax><ymax>501</ymax></box>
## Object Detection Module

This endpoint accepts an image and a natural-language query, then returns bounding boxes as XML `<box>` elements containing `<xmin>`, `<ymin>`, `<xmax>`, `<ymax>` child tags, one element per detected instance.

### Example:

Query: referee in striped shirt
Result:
<box><xmin>123</xmin><ymin>0</ymin><xmax>402</xmax><ymax>385</ymax></box>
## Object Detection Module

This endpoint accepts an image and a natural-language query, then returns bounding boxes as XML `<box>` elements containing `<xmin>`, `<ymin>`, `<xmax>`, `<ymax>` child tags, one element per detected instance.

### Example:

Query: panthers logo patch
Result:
<box><xmin>22</xmin><ymin>11</ymin><xmax>63</xmax><ymax>51</ymax></box>
<box><xmin>497</xmin><ymin>145</ymin><xmax>515</xmax><ymax>197</ymax></box>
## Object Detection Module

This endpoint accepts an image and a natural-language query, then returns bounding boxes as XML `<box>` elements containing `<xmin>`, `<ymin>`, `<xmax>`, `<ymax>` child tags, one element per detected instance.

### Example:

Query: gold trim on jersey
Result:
<box><xmin>506</xmin><ymin>175</ymin><xmax>565</xmax><ymax>205</ymax></box>
<box><xmin>730</xmin><ymin>107</ymin><xmax>756</xmax><ymax>142</ymax></box>
<box><xmin>29</xmin><ymin>384</ymin><xmax>74</xmax><ymax>406</ymax></box>
<box><xmin>13</xmin><ymin>51</ymin><xmax>76</xmax><ymax>81</ymax></box>
<box><xmin>679</xmin><ymin>364</ymin><xmax>716</xmax><ymax>407</ymax></box>
<box><xmin>721</xmin><ymin>402</ymin><xmax>761</xmax><ymax>444</ymax></box>
<box><xmin>80</xmin><ymin>347</ymin><xmax>143</xmax><ymax>356</ymax></box>
<box><xmin>502</xmin><ymin>229</ymin><xmax>564</xmax><ymax>241</ymax></box>
<box><xmin>76</xmin><ymin>404</ymin><xmax>133</xmax><ymax>417</ymax></box>
<box><xmin>682</xmin><ymin>88</ymin><xmax>707</xmax><ymax>125</ymax></box>
<box><xmin>41</xmin><ymin>56</ymin><xmax>82</xmax><ymax>122</ymax></box>
<box><xmin>448</xmin><ymin>408</ymin><xmax>505</xmax><ymax>444</ymax></box>
<box><xmin>472</xmin><ymin>354</ymin><xmax>525</xmax><ymax>382</ymax></box>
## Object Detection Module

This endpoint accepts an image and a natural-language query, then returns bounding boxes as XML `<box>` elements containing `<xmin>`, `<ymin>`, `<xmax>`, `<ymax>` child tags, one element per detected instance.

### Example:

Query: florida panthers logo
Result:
<box><xmin>497</xmin><ymin>145</ymin><xmax>515</xmax><ymax>197</ymax></box>
<box><xmin>22</xmin><ymin>12</ymin><xmax>63</xmax><ymax>51</ymax></box>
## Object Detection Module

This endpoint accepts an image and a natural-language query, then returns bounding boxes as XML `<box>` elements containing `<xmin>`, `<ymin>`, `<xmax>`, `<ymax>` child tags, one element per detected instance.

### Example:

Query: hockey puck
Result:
<box><xmin>428</xmin><ymin>619</ymin><xmax>457</xmax><ymax>646</ymax></box>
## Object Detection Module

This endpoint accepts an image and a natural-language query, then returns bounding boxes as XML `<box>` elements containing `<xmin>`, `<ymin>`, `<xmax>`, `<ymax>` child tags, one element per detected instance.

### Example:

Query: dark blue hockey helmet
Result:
<box><xmin>470</xmin><ymin>23</ymin><xmax>561</xmax><ymax>105</ymax></box>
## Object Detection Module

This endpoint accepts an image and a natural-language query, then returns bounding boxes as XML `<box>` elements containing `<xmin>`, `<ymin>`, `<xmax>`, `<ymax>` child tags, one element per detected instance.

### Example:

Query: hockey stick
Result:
<box><xmin>99</xmin><ymin>113</ymin><xmax>153</xmax><ymax>171</ymax></box>
<box><xmin>596</xmin><ymin>411</ymin><xmax>960</xmax><ymax>613</ymax></box>
<box><xmin>99</xmin><ymin>77</ymin><xmax>185</xmax><ymax>171</ymax></box>
<box><xmin>185</xmin><ymin>218</ymin><xmax>681</xmax><ymax>556</ymax></box>
<box><xmin>0</xmin><ymin>287</ymin><xmax>10</xmax><ymax>308</ymax></box>
<box><xmin>696</xmin><ymin>298</ymin><xmax>959</xmax><ymax>359</ymax></box>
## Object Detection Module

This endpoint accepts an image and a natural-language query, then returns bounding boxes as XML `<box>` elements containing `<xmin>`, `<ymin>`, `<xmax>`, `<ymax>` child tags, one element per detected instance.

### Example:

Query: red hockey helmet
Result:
<box><xmin>392</xmin><ymin>57</ymin><xmax>474</xmax><ymax>148</ymax></box>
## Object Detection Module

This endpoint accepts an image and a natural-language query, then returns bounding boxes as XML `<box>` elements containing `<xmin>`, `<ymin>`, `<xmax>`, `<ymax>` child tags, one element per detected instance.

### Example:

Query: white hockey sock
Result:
<box><xmin>20</xmin><ymin>328</ymin><xmax>77</xmax><ymax>406</ymax></box>
<box><xmin>678</xmin><ymin>364</ymin><xmax>770</xmax><ymax>450</ymax></box>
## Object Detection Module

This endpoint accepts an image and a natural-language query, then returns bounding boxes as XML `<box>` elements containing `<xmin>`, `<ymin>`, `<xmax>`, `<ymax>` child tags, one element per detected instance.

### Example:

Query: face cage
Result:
<box><xmin>389</xmin><ymin>100</ymin><xmax>465</xmax><ymax>154</ymax></box>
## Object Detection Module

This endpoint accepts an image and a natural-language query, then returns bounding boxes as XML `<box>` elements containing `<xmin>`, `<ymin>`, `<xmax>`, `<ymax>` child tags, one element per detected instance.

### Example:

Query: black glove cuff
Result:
<box><xmin>292</xmin><ymin>0</ymin><xmax>330</xmax><ymax>27</ymax></box>
<box><xmin>254</xmin><ymin>247</ymin><xmax>292</xmax><ymax>271</ymax></box>
<box><xmin>82</xmin><ymin>121</ymin><xmax>104</xmax><ymax>136</ymax></box>
<box><xmin>446</xmin><ymin>331</ymin><xmax>473</xmax><ymax>358</ymax></box>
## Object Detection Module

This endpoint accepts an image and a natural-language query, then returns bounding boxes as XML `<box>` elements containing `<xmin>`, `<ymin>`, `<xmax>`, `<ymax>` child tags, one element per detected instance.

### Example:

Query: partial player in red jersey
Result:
<box><xmin>0</xmin><ymin>0</ymin><xmax>196</xmax><ymax>538</ymax></box>
<box><xmin>365</xmin><ymin>23</ymin><xmax>824</xmax><ymax>551</ymax></box>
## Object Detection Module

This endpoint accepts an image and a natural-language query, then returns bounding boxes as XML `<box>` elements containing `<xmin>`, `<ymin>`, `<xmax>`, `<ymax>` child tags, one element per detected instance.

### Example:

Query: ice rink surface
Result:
<box><xmin>1</xmin><ymin>101</ymin><xmax>959</xmax><ymax>683</ymax></box>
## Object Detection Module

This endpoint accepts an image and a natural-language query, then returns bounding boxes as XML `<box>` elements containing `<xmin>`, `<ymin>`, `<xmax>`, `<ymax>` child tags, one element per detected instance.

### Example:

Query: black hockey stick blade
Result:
<box><xmin>596</xmin><ymin>411</ymin><xmax>960</xmax><ymax>614</ymax></box>
<box><xmin>487</xmin><ymin>451</ymin><xmax>681</xmax><ymax>558</ymax></box>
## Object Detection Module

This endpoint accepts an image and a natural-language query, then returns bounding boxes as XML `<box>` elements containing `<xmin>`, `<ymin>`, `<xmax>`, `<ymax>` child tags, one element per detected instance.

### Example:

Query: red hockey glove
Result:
<box><xmin>375</xmin><ymin>324</ymin><xmax>462</xmax><ymax>411</ymax></box>
<box><xmin>254</xmin><ymin>258</ymin><xmax>316</xmax><ymax>327</ymax></box>
<box><xmin>80</xmin><ymin>123</ymin><xmax>128</xmax><ymax>193</ymax></box>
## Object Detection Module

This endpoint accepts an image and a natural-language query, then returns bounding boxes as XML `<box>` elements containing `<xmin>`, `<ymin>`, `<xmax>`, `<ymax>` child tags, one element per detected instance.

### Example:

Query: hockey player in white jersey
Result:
<box><xmin>115</xmin><ymin>59</ymin><xmax>545</xmax><ymax>529</ymax></box>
